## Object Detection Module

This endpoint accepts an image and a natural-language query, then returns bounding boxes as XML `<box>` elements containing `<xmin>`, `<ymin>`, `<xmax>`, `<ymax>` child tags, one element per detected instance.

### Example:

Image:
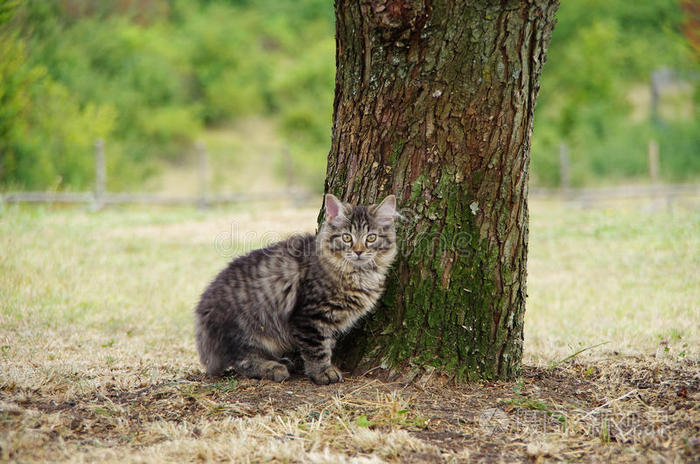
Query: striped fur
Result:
<box><xmin>194</xmin><ymin>194</ymin><xmax>397</xmax><ymax>384</ymax></box>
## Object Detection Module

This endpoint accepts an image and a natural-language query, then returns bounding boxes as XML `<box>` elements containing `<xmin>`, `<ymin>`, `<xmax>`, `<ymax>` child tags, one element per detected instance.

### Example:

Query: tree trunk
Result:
<box><xmin>324</xmin><ymin>0</ymin><xmax>559</xmax><ymax>381</ymax></box>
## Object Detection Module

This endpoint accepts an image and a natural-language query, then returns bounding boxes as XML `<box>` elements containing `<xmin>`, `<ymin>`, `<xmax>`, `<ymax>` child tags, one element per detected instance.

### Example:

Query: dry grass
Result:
<box><xmin>525</xmin><ymin>198</ymin><xmax>700</xmax><ymax>365</ymax></box>
<box><xmin>1</xmin><ymin>198</ymin><xmax>698</xmax><ymax>462</ymax></box>
<box><xmin>145</xmin><ymin>118</ymin><xmax>295</xmax><ymax>196</ymax></box>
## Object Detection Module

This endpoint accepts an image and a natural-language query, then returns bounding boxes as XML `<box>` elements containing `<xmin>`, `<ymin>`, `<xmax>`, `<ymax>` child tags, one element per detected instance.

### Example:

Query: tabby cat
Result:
<box><xmin>194</xmin><ymin>194</ymin><xmax>397</xmax><ymax>384</ymax></box>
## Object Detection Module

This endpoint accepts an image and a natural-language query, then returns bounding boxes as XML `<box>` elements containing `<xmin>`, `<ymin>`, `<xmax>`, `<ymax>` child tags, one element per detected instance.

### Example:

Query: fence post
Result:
<box><xmin>559</xmin><ymin>142</ymin><xmax>571</xmax><ymax>197</ymax></box>
<box><xmin>648</xmin><ymin>139</ymin><xmax>668</xmax><ymax>211</ymax></box>
<box><xmin>94</xmin><ymin>138</ymin><xmax>106</xmax><ymax>210</ymax></box>
<box><xmin>648</xmin><ymin>139</ymin><xmax>660</xmax><ymax>184</ymax></box>
<box><xmin>196</xmin><ymin>141</ymin><xmax>209</xmax><ymax>209</ymax></box>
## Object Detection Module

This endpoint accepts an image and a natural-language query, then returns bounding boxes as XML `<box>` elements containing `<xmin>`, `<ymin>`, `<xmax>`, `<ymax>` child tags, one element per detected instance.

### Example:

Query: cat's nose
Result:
<box><xmin>354</xmin><ymin>250</ymin><xmax>363</xmax><ymax>257</ymax></box>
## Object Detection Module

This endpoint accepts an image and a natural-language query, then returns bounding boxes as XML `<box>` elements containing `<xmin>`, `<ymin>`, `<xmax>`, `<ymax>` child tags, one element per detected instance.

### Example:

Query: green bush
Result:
<box><xmin>1</xmin><ymin>0</ymin><xmax>698</xmax><ymax>192</ymax></box>
<box><xmin>532</xmin><ymin>0</ymin><xmax>699</xmax><ymax>186</ymax></box>
<box><xmin>0</xmin><ymin>29</ymin><xmax>115</xmax><ymax>190</ymax></box>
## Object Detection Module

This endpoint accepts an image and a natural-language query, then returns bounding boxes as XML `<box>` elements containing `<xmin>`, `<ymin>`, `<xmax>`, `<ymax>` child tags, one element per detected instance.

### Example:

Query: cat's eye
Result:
<box><xmin>341</xmin><ymin>233</ymin><xmax>353</xmax><ymax>243</ymax></box>
<box><xmin>366</xmin><ymin>233</ymin><xmax>377</xmax><ymax>243</ymax></box>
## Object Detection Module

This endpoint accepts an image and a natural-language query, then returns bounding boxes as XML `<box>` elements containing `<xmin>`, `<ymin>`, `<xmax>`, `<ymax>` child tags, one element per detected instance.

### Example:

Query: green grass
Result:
<box><xmin>145</xmin><ymin>119</ymin><xmax>295</xmax><ymax>196</ymax></box>
<box><xmin>0</xmin><ymin>198</ymin><xmax>698</xmax><ymax>462</ymax></box>
<box><xmin>0</xmin><ymin>205</ymin><xmax>299</xmax><ymax>386</ymax></box>
<box><xmin>525</xmin><ymin>199</ymin><xmax>700</xmax><ymax>365</ymax></box>
<box><xmin>1</xmin><ymin>199</ymin><xmax>697</xmax><ymax>380</ymax></box>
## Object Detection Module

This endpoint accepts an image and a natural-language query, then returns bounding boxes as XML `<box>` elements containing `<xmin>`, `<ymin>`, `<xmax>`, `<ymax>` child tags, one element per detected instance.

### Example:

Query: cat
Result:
<box><xmin>194</xmin><ymin>193</ymin><xmax>398</xmax><ymax>384</ymax></box>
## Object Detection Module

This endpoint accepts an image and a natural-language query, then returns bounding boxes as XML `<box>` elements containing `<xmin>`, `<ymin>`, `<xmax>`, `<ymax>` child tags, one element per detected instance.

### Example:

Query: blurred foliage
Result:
<box><xmin>0</xmin><ymin>0</ymin><xmax>333</xmax><ymax>191</ymax></box>
<box><xmin>532</xmin><ymin>0</ymin><xmax>700</xmax><ymax>186</ymax></box>
<box><xmin>0</xmin><ymin>0</ymin><xmax>698</xmax><ymax>191</ymax></box>
<box><xmin>0</xmin><ymin>21</ymin><xmax>115</xmax><ymax>190</ymax></box>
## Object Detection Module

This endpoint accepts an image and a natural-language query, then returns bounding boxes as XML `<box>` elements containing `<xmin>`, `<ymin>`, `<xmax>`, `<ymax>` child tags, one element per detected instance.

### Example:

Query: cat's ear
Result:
<box><xmin>373</xmin><ymin>194</ymin><xmax>397</xmax><ymax>226</ymax></box>
<box><xmin>324</xmin><ymin>194</ymin><xmax>346</xmax><ymax>222</ymax></box>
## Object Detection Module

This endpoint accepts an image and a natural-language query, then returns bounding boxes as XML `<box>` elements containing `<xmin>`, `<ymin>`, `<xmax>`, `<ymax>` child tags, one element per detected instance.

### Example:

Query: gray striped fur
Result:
<box><xmin>194</xmin><ymin>194</ymin><xmax>397</xmax><ymax>384</ymax></box>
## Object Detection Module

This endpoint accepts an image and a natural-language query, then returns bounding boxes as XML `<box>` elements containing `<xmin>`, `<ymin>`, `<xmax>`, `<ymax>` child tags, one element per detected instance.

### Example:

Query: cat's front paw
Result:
<box><xmin>262</xmin><ymin>362</ymin><xmax>290</xmax><ymax>382</ymax></box>
<box><xmin>278</xmin><ymin>357</ymin><xmax>297</xmax><ymax>373</ymax></box>
<box><xmin>309</xmin><ymin>365</ymin><xmax>343</xmax><ymax>385</ymax></box>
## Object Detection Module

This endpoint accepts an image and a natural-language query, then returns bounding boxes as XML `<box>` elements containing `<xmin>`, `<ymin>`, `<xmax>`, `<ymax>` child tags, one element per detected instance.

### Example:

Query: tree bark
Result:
<box><xmin>324</xmin><ymin>0</ymin><xmax>559</xmax><ymax>381</ymax></box>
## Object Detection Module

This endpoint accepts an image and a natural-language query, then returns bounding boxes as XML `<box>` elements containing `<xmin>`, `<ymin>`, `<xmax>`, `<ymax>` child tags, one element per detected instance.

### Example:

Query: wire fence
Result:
<box><xmin>1</xmin><ymin>139</ymin><xmax>698</xmax><ymax>209</ymax></box>
<box><xmin>0</xmin><ymin>139</ymin><xmax>314</xmax><ymax>209</ymax></box>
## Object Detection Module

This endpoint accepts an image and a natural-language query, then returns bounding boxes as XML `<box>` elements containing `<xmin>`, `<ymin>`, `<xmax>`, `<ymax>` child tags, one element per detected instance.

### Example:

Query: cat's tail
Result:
<box><xmin>194</xmin><ymin>308</ymin><xmax>231</xmax><ymax>377</ymax></box>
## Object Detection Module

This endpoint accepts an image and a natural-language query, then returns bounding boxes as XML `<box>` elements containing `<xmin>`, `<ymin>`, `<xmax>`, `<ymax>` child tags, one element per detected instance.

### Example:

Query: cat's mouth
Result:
<box><xmin>345</xmin><ymin>253</ymin><xmax>373</xmax><ymax>267</ymax></box>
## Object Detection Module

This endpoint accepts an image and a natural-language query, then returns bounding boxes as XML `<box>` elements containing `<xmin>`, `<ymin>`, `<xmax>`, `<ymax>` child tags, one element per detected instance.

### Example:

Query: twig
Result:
<box><xmin>549</xmin><ymin>341</ymin><xmax>610</xmax><ymax>369</ymax></box>
<box><xmin>582</xmin><ymin>389</ymin><xmax>638</xmax><ymax>419</ymax></box>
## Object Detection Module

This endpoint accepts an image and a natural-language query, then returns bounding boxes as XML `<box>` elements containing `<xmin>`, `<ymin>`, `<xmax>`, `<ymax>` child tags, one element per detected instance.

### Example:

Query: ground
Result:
<box><xmin>1</xmin><ymin>197</ymin><xmax>698</xmax><ymax>463</ymax></box>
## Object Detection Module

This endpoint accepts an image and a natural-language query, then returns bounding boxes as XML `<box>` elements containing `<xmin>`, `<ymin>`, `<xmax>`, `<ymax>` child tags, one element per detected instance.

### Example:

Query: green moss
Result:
<box><xmin>391</xmin><ymin>138</ymin><xmax>406</xmax><ymax>166</ymax></box>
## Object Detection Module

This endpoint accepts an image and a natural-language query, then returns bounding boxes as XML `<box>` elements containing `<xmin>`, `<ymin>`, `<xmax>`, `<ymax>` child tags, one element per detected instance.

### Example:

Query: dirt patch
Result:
<box><xmin>2</xmin><ymin>356</ymin><xmax>698</xmax><ymax>462</ymax></box>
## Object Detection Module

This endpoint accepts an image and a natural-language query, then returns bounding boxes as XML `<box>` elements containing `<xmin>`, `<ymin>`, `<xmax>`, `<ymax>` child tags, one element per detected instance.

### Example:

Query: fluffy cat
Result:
<box><xmin>194</xmin><ymin>194</ymin><xmax>397</xmax><ymax>384</ymax></box>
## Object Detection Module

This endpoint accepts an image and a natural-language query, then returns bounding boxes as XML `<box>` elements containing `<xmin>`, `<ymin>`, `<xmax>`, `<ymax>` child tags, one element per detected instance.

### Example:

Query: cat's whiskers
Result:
<box><xmin>368</xmin><ymin>256</ymin><xmax>379</xmax><ymax>270</ymax></box>
<box><xmin>336</xmin><ymin>256</ymin><xmax>352</xmax><ymax>278</ymax></box>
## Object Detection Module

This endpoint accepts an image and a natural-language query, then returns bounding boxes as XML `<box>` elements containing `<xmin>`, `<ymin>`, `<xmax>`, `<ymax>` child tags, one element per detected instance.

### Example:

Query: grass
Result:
<box><xmin>525</xmin><ymin>198</ymin><xmax>700</xmax><ymax>365</ymax></box>
<box><xmin>145</xmin><ymin>118</ymin><xmax>306</xmax><ymax>196</ymax></box>
<box><xmin>1</xmin><ymin>197</ymin><xmax>698</xmax><ymax>462</ymax></box>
